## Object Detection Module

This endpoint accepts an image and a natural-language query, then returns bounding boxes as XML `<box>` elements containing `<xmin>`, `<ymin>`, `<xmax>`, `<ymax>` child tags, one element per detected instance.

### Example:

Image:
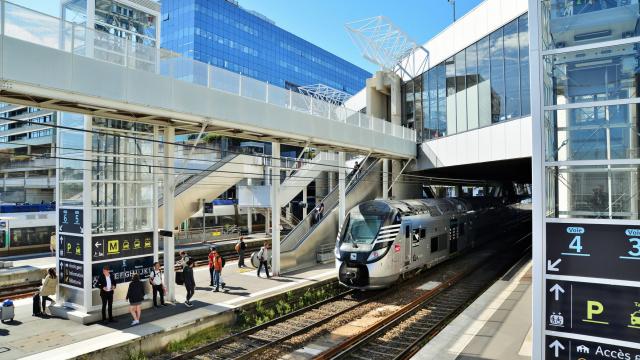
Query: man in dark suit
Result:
<box><xmin>96</xmin><ymin>265</ymin><xmax>117</xmax><ymax>323</ymax></box>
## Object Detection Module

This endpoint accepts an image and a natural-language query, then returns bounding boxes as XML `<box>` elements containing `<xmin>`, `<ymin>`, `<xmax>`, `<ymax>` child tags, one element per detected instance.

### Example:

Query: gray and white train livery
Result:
<box><xmin>335</xmin><ymin>197</ymin><xmax>530</xmax><ymax>290</ymax></box>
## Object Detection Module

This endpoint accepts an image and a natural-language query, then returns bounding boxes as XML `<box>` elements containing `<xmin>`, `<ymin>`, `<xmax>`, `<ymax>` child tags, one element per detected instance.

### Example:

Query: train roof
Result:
<box><xmin>371</xmin><ymin>197</ymin><xmax>503</xmax><ymax>217</ymax></box>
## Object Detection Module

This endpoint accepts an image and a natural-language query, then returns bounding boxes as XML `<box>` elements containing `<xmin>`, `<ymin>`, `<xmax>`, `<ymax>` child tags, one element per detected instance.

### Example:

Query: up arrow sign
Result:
<box><xmin>548</xmin><ymin>339</ymin><xmax>565</xmax><ymax>358</ymax></box>
<box><xmin>547</xmin><ymin>258</ymin><xmax>562</xmax><ymax>272</ymax></box>
<box><xmin>549</xmin><ymin>283</ymin><xmax>565</xmax><ymax>301</ymax></box>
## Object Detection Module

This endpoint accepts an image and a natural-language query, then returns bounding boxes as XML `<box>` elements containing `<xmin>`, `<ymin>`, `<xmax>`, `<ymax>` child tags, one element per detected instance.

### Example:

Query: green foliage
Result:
<box><xmin>166</xmin><ymin>325</ymin><xmax>227</xmax><ymax>353</ymax></box>
<box><xmin>127</xmin><ymin>349</ymin><xmax>147</xmax><ymax>360</ymax></box>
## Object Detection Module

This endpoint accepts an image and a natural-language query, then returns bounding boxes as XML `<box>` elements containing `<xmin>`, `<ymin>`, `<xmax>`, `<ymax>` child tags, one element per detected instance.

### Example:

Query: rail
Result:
<box><xmin>0</xmin><ymin>1</ymin><xmax>416</xmax><ymax>142</ymax></box>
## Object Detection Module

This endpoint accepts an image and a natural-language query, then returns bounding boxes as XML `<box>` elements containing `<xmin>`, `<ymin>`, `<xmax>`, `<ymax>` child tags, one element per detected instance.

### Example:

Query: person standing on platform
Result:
<box><xmin>149</xmin><ymin>262</ymin><xmax>166</xmax><ymax>307</ymax></box>
<box><xmin>183</xmin><ymin>259</ymin><xmax>195</xmax><ymax>307</ymax></box>
<box><xmin>96</xmin><ymin>265</ymin><xmax>116</xmax><ymax>323</ymax></box>
<box><xmin>39</xmin><ymin>267</ymin><xmax>57</xmax><ymax>315</ymax></box>
<box><xmin>236</xmin><ymin>237</ymin><xmax>247</xmax><ymax>268</ymax></box>
<box><xmin>212</xmin><ymin>249</ymin><xmax>223</xmax><ymax>292</ymax></box>
<box><xmin>49</xmin><ymin>232</ymin><xmax>56</xmax><ymax>257</ymax></box>
<box><xmin>207</xmin><ymin>247</ymin><xmax>216</xmax><ymax>286</ymax></box>
<box><xmin>178</xmin><ymin>251</ymin><xmax>190</xmax><ymax>269</ymax></box>
<box><xmin>257</xmin><ymin>241</ymin><xmax>270</xmax><ymax>278</ymax></box>
<box><xmin>126</xmin><ymin>273</ymin><xmax>145</xmax><ymax>326</ymax></box>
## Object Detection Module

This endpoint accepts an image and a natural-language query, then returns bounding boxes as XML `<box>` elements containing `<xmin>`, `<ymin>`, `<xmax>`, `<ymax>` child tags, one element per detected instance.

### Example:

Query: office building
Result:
<box><xmin>161</xmin><ymin>0</ymin><xmax>370</xmax><ymax>94</ymax></box>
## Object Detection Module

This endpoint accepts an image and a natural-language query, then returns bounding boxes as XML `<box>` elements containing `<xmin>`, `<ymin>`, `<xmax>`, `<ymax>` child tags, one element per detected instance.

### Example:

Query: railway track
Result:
<box><xmin>315</xmin><ymin>233</ymin><xmax>532</xmax><ymax>360</ymax></box>
<box><xmin>168</xmin><ymin>289</ymin><xmax>380</xmax><ymax>360</ymax></box>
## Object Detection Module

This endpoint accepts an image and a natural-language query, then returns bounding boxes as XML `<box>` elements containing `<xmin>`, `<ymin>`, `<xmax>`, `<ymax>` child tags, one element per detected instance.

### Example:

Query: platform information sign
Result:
<box><xmin>59</xmin><ymin>260</ymin><xmax>84</xmax><ymax>289</ymax></box>
<box><xmin>91</xmin><ymin>232</ymin><xmax>154</xmax><ymax>261</ymax></box>
<box><xmin>58</xmin><ymin>208</ymin><xmax>83</xmax><ymax>234</ymax></box>
<box><xmin>546</xmin><ymin>223</ymin><xmax>640</xmax><ymax>281</ymax></box>
<box><xmin>59</xmin><ymin>234</ymin><xmax>83</xmax><ymax>261</ymax></box>
<box><xmin>545</xmin><ymin>222</ymin><xmax>640</xmax><ymax>357</ymax></box>
<box><xmin>546</xmin><ymin>280</ymin><xmax>640</xmax><ymax>342</ymax></box>
<box><xmin>545</xmin><ymin>335</ymin><xmax>640</xmax><ymax>360</ymax></box>
<box><xmin>90</xmin><ymin>255</ymin><xmax>154</xmax><ymax>287</ymax></box>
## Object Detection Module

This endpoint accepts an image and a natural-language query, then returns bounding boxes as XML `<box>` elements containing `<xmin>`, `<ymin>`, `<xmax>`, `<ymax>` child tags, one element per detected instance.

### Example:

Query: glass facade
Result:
<box><xmin>541</xmin><ymin>0</ymin><xmax>640</xmax><ymax>219</ymax></box>
<box><xmin>403</xmin><ymin>13</ymin><xmax>531</xmax><ymax>141</ymax></box>
<box><xmin>161</xmin><ymin>0</ymin><xmax>370</xmax><ymax>94</ymax></box>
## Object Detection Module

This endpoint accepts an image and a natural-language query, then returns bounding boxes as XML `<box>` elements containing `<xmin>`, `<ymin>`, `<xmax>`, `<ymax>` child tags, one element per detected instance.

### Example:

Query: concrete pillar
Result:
<box><xmin>315</xmin><ymin>171</ymin><xmax>328</xmax><ymax>199</ymax></box>
<box><xmin>265</xmin><ymin>209</ymin><xmax>270</xmax><ymax>235</ymax></box>
<box><xmin>382</xmin><ymin>159</ymin><xmax>389</xmax><ymax>200</ymax></box>
<box><xmin>338</xmin><ymin>152</ymin><xmax>346</xmax><ymax>229</ymax></box>
<box><xmin>247</xmin><ymin>179</ymin><xmax>253</xmax><ymax>234</ymax></box>
<box><xmin>271</xmin><ymin>142</ymin><xmax>281</xmax><ymax>276</ymax></box>
<box><xmin>328</xmin><ymin>171</ymin><xmax>336</xmax><ymax>193</ymax></box>
<box><xmin>162</xmin><ymin>127</ymin><xmax>176</xmax><ymax>302</ymax></box>
<box><xmin>302</xmin><ymin>186</ymin><xmax>308</xmax><ymax>220</ymax></box>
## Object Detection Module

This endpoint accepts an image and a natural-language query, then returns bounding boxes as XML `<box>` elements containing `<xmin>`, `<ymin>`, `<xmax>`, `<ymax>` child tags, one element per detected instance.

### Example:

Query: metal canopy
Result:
<box><xmin>345</xmin><ymin>16</ymin><xmax>429</xmax><ymax>79</ymax></box>
<box><xmin>297</xmin><ymin>84</ymin><xmax>352</xmax><ymax>106</ymax></box>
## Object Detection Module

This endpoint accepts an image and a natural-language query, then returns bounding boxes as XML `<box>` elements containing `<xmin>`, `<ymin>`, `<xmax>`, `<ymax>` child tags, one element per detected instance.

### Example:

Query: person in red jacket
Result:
<box><xmin>207</xmin><ymin>247</ymin><xmax>215</xmax><ymax>287</ymax></box>
<box><xmin>212</xmin><ymin>249</ymin><xmax>223</xmax><ymax>292</ymax></box>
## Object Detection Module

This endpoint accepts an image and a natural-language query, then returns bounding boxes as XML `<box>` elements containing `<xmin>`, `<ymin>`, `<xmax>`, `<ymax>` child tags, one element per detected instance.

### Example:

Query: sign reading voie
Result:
<box><xmin>92</xmin><ymin>232</ymin><xmax>153</xmax><ymax>261</ymax></box>
<box><xmin>58</xmin><ymin>208</ymin><xmax>83</xmax><ymax>234</ymax></box>
<box><xmin>546</xmin><ymin>223</ymin><xmax>640</xmax><ymax>281</ymax></box>
<box><xmin>546</xmin><ymin>279</ymin><xmax>640</xmax><ymax>343</ymax></box>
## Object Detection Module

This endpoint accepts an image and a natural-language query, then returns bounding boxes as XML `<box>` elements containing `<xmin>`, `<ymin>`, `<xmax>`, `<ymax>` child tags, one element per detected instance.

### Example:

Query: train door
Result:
<box><xmin>404</xmin><ymin>223</ymin><xmax>411</xmax><ymax>266</ymax></box>
<box><xmin>449</xmin><ymin>218</ymin><xmax>459</xmax><ymax>253</ymax></box>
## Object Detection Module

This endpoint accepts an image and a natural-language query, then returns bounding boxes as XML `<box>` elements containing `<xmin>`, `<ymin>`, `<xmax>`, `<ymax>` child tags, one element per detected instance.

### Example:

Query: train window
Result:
<box><xmin>405</xmin><ymin>225</ymin><xmax>410</xmax><ymax>239</ymax></box>
<box><xmin>420</xmin><ymin>229</ymin><xmax>426</xmax><ymax>238</ymax></box>
<box><xmin>459</xmin><ymin>223</ymin><xmax>465</xmax><ymax>236</ymax></box>
<box><xmin>431</xmin><ymin>236</ymin><xmax>439</xmax><ymax>252</ymax></box>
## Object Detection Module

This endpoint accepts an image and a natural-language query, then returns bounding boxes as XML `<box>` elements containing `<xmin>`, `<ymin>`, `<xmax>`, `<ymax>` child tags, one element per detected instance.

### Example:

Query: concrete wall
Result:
<box><xmin>416</xmin><ymin>116</ymin><xmax>532</xmax><ymax>170</ymax></box>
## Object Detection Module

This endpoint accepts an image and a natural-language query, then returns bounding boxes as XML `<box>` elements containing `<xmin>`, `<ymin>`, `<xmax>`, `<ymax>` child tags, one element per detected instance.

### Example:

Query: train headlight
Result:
<box><xmin>366</xmin><ymin>241</ymin><xmax>391</xmax><ymax>263</ymax></box>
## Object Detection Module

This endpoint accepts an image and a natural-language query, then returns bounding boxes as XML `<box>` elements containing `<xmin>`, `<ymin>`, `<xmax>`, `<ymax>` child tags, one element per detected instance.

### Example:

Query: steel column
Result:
<box><xmin>163</xmin><ymin>126</ymin><xmax>176</xmax><ymax>301</ymax></box>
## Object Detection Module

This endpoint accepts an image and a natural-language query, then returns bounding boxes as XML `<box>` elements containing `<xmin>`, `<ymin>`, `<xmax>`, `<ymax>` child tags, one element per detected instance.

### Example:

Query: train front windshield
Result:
<box><xmin>342</xmin><ymin>202</ymin><xmax>391</xmax><ymax>245</ymax></box>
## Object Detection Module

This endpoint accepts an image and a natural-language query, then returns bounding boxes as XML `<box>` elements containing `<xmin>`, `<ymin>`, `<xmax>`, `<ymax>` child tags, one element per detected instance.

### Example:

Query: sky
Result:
<box><xmin>11</xmin><ymin>0</ymin><xmax>484</xmax><ymax>73</ymax></box>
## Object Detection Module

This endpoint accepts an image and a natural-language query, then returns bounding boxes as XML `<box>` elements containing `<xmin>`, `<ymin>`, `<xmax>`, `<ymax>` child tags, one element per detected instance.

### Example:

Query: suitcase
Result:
<box><xmin>32</xmin><ymin>293</ymin><xmax>41</xmax><ymax>316</ymax></box>
<box><xmin>1</xmin><ymin>301</ymin><xmax>14</xmax><ymax>323</ymax></box>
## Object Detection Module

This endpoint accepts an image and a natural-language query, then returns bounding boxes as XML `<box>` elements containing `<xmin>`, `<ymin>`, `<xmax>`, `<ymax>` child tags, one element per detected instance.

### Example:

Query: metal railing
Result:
<box><xmin>0</xmin><ymin>1</ymin><xmax>417</xmax><ymax>143</ymax></box>
<box><xmin>281</xmin><ymin>157</ymin><xmax>379</xmax><ymax>252</ymax></box>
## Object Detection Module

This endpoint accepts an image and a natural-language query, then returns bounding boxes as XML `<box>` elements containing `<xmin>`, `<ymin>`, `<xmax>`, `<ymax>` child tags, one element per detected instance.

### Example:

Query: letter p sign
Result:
<box><xmin>587</xmin><ymin>300</ymin><xmax>604</xmax><ymax>321</ymax></box>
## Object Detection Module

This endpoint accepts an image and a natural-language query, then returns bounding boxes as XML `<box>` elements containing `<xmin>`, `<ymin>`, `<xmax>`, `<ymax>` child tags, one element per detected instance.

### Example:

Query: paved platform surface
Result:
<box><xmin>0</xmin><ymin>260</ymin><xmax>335</xmax><ymax>360</ymax></box>
<box><xmin>412</xmin><ymin>259</ymin><xmax>532</xmax><ymax>360</ymax></box>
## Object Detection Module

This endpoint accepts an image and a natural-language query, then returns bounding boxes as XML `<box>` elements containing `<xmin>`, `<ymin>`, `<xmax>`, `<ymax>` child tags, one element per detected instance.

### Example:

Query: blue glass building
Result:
<box><xmin>161</xmin><ymin>0</ymin><xmax>370</xmax><ymax>95</ymax></box>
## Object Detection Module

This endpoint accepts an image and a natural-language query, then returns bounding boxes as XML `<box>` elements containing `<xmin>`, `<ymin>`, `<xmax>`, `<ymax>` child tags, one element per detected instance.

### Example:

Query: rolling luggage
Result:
<box><xmin>32</xmin><ymin>293</ymin><xmax>41</xmax><ymax>316</ymax></box>
<box><xmin>1</xmin><ymin>300</ymin><xmax>13</xmax><ymax>323</ymax></box>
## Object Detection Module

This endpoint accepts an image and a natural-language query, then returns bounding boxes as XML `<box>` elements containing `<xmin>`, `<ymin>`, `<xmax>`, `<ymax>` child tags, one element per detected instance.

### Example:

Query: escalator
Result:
<box><xmin>158</xmin><ymin>153</ymin><xmax>265</xmax><ymax>229</ymax></box>
<box><xmin>280</xmin><ymin>157</ymin><xmax>382</xmax><ymax>272</ymax></box>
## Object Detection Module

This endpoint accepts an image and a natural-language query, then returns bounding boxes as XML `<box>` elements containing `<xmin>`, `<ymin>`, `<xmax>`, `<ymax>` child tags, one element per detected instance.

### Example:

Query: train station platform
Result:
<box><xmin>412</xmin><ymin>258</ymin><xmax>533</xmax><ymax>360</ymax></box>
<box><xmin>0</xmin><ymin>260</ymin><xmax>336</xmax><ymax>360</ymax></box>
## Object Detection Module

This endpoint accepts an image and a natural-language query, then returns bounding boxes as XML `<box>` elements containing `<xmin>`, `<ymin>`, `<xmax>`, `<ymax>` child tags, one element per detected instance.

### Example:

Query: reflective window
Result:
<box><xmin>455</xmin><ymin>51</ymin><xmax>468</xmax><ymax>132</ymax></box>
<box><xmin>466</xmin><ymin>43</ymin><xmax>479</xmax><ymax>130</ymax></box>
<box><xmin>446</xmin><ymin>57</ymin><xmax>457</xmax><ymax>134</ymax></box>
<box><xmin>547</xmin><ymin>165</ymin><xmax>640</xmax><ymax>220</ymax></box>
<box><xmin>490</xmin><ymin>28</ymin><xmax>506</xmax><ymax>123</ymax></box>
<box><xmin>542</xmin><ymin>0</ymin><xmax>640</xmax><ymax>50</ymax></box>
<box><xmin>478</xmin><ymin>35</ymin><xmax>492</xmax><ymax>128</ymax></box>
<box><xmin>544</xmin><ymin>42</ymin><xmax>640</xmax><ymax>106</ymax></box>
<box><xmin>403</xmin><ymin>81</ymin><xmax>415</xmax><ymax>129</ymax></box>
<box><xmin>545</xmin><ymin>104</ymin><xmax>640</xmax><ymax>161</ymax></box>
<box><xmin>437</xmin><ymin>64</ymin><xmax>448</xmax><ymax>136</ymax></box>
<box><xmin>519</xmin><ymin>14</ymin><xmax>530</xmax><ymax>116</ymax></box>
<box><xmin>504</xmin><ymin>19</ymin><xmax>521</xmax><ymax>119</ymax></box>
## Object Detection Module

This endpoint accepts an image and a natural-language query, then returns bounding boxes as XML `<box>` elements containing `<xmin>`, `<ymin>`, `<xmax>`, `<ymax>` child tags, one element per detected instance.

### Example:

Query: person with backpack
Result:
<box><xmin>236</xmin><ymin>237</ymin><xmax>247</xmax><ymax>268</ymax></box>
<box><xmin>211</xmin><ymin>249</ymin><xmax>223</xmax><ymax>292</ymax></box>
<box><xmin>257</xmin><ymin>241</ymin><xmax>270</xmax><ymax>278</ymax></box>
<box><xmin>149</xmin><ymin>262</ymin><xmax>166</xmax><ymax>307</ymax></box>
<box><xmin>207</xmin><ymin>247</ymin><xmax>216</xmax><ymax>287</ymax></box>
<box><xmin>183</xmin><ymin>259</ymin><xmax>195</xmax><ymax>307</ymax></box>
<box><xmin>126</xmin><ymin>273</ymin><xmax>145</xmax><ymax>326</ymax></box>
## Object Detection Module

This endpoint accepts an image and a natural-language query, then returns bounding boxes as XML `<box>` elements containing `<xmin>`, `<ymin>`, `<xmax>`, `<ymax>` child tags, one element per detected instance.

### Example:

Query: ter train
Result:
<box><xmin>335</xmin><ymin>197</ymin><xmax>530</xmax><ymax>290</ymax></box>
